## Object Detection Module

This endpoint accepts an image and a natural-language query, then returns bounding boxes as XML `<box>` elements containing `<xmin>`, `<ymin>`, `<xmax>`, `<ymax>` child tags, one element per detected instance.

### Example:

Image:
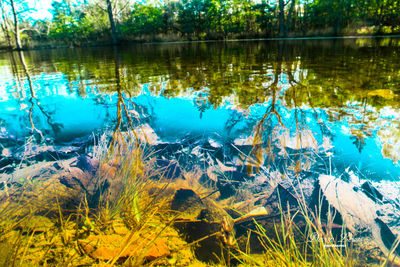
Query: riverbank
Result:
<box><xmin>2</xmin><ymin>34</ymin><xmax>400</xmax><ymax>52</ymax></box>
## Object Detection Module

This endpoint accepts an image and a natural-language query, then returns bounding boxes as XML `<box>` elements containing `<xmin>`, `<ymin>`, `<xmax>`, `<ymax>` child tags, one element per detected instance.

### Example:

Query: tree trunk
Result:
<box><xmin>0</xmin><ymin>0</ymin><xmax>13</xmax><ymax>48</ymax></box>
<box><xmin>278</xmin><ymin>0</ymin><xmax>285</xmax><ymax>37</ymax></box>
<box><xmin>106</xmin><ymin>0</ymin><xmax>118</xmax><ymax>45</ymax></box>
<box><xmin>285</xmin><ymin>0</ymin><xmax>296</xmax><ymax>37</ymax></box>
<box><xmin>10</xmin><ymin>0</ymin><xmax>22</xmax><ymax>50</ymax></box>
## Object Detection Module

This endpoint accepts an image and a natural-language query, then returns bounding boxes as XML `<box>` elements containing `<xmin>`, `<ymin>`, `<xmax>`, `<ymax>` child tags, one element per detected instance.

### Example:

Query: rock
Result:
<box><xmin>171</xmin><ymin>189</ymin><xmax>205</xmax><ymax>218</ymax></box>
<box><xmin>57</xmin><ymin>168</ymin><xmax>91</xmax><ymax>192</ymax></box>
<box><xmin>72</xmin><ymin>155</ymin><xmax>99</xmax><ymax>175</ymax></box>
<box><xmin>218</xmin><ymin>170</ymin><xmax>249</xmax><ymax>182</ymax></box>
<box><xmin>134</xmin><ymin>123</ymin><xmax>160</xmax><ymax>145</ymax></box>
<box><xmin>99</xmin><ymin>163</ymin><xmax>117</xmax><ymax>178</ymax></box>
<box><xmin>0</xmin><ymin>129</ymin><xmax>21</xmax><ymax>148</ymax></box>
<box><xmin>233</xmin><ymin>206</ymin><xmax>271</xmax><ymax>251</ymax></box>
<box><xmin>57</xmin><ymin>135</ymin><xmax>94</xmax><ymax>147</ymax></box>
<box><xmin>170</xmin><ymin>187</ymin><xmax>234</xmax><ymax>224</ymax></box>
<box><xmin>171</xmin><ymin>189</ymin><xmax>235</xmax><ymax>263</ymax></box>
<box><xmin>151</xmin><ymin>143</ymin><xmax>183</xmax><ymax>159</ymax></box>
<box><xmin>20</xmin><ymin>216</ymin><xmax>55</xmax><ymax>234</ymax></box>
<box><xmin>208</xmin><ymin>138</ymin><xmax>222</xmax><ymax>148</ymax></box>
<box><xmin>318</xmin><ymin>175</ymin><xmax>376</xmax><ymax>233</ymax></box>
<box><xmin>1</xmin><ymin>161</ymin><xmax>59</xmax><ymax>184</ymax></box>
<box><xmin>1</xmin><ymin>148</ymin><xmax>12</xmax><ymax>158</ymax></box>
<box><xmin>173</xmin><ymin>220</ymin><xmax>223</xmax><ymax>263</ymax></box>
<box><xmin>171</xmin><ymin>188</ymin><xmax>235</xmax><ymax>263</ymax></box>
<box><xmin>215</xmin><ymin>158</ymin><xmax>236</xmax><ymax>172</ymax></box>
<box><xmin>263</xmin><ymin>184</ymin><xmax>299</xmax><ymax>213</ymax></box>
<box><xmin>198</xmin><ymin>198</ymin><xmax>233</xmax><ymax>223</ymax></box>
<box><xmin>198</xmin><ymin>173</ymin><xmax>216</xmax><ymax>187</ymax></box>
<box><xmin>112</xmin><ymin>221</ymin><xmax>130</xmax><ymax>236</ymax></box>
<box><xmin>318</xmin><ymin>174</ymin><xmax>399</xmax><ymax>256</ymax></box>
<box><xmin>223</xmin><ymin>207</ymin><xmax>242</xmax><ymax>219</ymax></box>
<box><xmin>79</xmin><ymin>234</ymin><xmax>170</xmax><ymax>261</ymax></box>
<box><xmin>216</xmin><ymin>181</ymin><xmax>237</xmax><ymax>199</ymax></box>
<box><xmin>0</xmin><ymin>157</ymin><xmax>15</xmax><ymax>174</ymax></box>
<box><xmin>234</xmin><ymin>206</ymin><xmax>269</xmax><ymax>225</ymax></box>
<box><xmin>155</xmin><ymin>159</ymin><xmax>182</xmax><ymax>180</ymax></box>
<box><xmin>14</xmin><ymin>144</ymin><xmax>83</xmax><ymax>162</ymax></box>
<box><xmin>361</xmin><ymin>181</ymin><xmax>384</xmax><ymax>202</ymax></box>
<box><xmin>308</xmin><ymin>179</ymin><xmax>344</xmax><ymax>227</ymax></box>
<box><xmin>375</xmin><ymin>218</ymin><xmax>400</xmax><ymax>255</ymax></box>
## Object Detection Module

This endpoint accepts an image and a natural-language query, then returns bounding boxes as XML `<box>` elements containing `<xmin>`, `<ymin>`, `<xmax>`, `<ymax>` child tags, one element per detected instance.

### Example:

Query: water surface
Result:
<box><xmin>1</xmin><ymin>38</ymin><xmax>400</xmax><ymax>180</ymax></box>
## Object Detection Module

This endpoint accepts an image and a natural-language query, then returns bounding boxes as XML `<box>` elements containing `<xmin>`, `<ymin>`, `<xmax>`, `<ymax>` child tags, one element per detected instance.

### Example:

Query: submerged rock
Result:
<box><xmin>171</xmin><ymin>188</ymin><xmax>235</xmax><ymax>263</ymax></box>
<box><xmin>233</xmin><ymin>206</ymin><xmax>269</xmax><ymax>225</ymax></box>
<box><xmin>0</xmin><ymin>157</ymin><xmax>15</xmax><ymax>174</ymax></box>
<box><xmin>173</xmin><ymin>220</ymin><xmax>223</xmax><ymax>263</ymax></box>
<box><xmin>57</xmin><ymin>168</ymin><xmax>92</xmax><ymax>192</ymax></box>
<box><xmin>318</xmin><ymin>174</ymin><xmax>399</xmax><ymax>256</ymax></box>
<box><xmin>262</xmin><ymin>184</ymin><xmax>300</xmax><ymax>213</ymax></box>
<box><xmin>155</xmin><ymin>159</ymin><xmax>183</xmax><ymax>180</ymax></box>
<box><xmin>0</xmin><ymin>161</ymin><xmax>61</xmax><ymax>184</ymax></box>
<box><xmin>18</xmin><ymin>216</ymin><xmax>55</xmax><ymax>234</ymax></box>
<box><xmin>14</xmin><ymin>144</ymin><xmax>84</xmax><ymax>162</ymax></box>
<box><xmin>171</xmin><ymin>188</ymin><xmax>205</xmax><ymax>216</ymax></box>
<box><xmin>361</xmin><ymin>181</ymin><xmax>384</xmax><ymax>203</ymax></box>
<box><xmin>216</xmin><ymin>181</ymin><xmax>237</xmax><ymax>199</ymax></box>
<box><xmin>72</xmin><ymin>155</ymin><xmax>99</xmax><ymax>175</ymax></box>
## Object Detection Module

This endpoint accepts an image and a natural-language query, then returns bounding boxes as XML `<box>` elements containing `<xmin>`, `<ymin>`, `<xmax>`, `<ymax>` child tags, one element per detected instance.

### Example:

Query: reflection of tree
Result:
<box><xmin>3</xmin><ymin>40</ymin><xmax>399</xmax><ymax>161</ymax></box>
<box><xmin>16</xmin><ymin>40</ymin><xmax>400</xmax><ymax>111</ymax></box>
<box><xmin>193</xmin><ymin>90</ymin><xmax>211</xmax><ymax>119</ymax></box>
<box><xmin>348</xmin><ymin>98</ymin><xmax>371</xmax><ymax>153</ymax></box>
<box><xmin>14</xmin><ymin>50</ymin><xmax>64</xmax><ymax>141</ymax></box>
<box><xmin>249</xmin><ymin>41</ymin><xmax>286</xmax><ymax>173</ymax></box>
<box><xmin>249</xmin><ymin>42</ymin><xmax>323</xmax><ymax>175</ymax></box>
<box><xmin>350</xmin><ymin>134</ymin><xmax>366</xmax><ymax>153</ymax></box>
<box><xmin>109</xmin><ymin>46</ymin><xmax>144</xmax><ymax>150</ymax></box>
<box><xmin>8</xmin><ymin>51</ymin><xmax>24</xmax><ymax>98</ymax></box>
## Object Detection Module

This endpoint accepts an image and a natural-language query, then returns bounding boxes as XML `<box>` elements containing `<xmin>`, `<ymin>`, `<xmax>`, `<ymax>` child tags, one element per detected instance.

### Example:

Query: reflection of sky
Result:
<box><xmin>0</xmin><ymin>69</ymin><xmax>399</xmax><ymax>180</ymax></box>
<box><xmin>0</xmin><ymin>73</ymin><xmax>117</xmax><ymax>142</ymax></box>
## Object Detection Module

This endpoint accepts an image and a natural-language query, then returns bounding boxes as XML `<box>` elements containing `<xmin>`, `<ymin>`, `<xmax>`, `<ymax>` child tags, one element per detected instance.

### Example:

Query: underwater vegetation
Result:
<box><xmin>0</xmin><ymin>126</ymin><xmax>399</xmax><ymax>266</ymax></box>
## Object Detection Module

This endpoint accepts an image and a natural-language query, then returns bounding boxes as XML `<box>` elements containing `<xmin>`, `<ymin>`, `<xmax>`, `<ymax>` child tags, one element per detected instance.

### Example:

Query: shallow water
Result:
<box><xmin>1</xmin><ymin>38</ymin><xmax>400</xmax><ymax>181</ymax></box>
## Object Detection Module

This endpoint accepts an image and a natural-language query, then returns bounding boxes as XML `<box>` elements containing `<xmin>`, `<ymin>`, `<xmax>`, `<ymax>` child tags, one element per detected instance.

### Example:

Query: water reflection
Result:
<box><xmin>0</xmin><ymin>38</ymin><xmax>399</xmax><ymax>179</ymax></box>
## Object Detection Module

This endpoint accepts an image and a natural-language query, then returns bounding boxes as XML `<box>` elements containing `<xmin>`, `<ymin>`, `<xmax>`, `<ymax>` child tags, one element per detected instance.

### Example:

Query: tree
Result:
<box><xmin>0</xmin><ymin>0</ymin><xmax>13</xmax><ymax>47</ymax></box>
<box><xmin>1</xmin><ymin>0</ymin><xmax>38</xmax><ymax>49</ymax></box>
<box><xmin>10</xmin><ymin>0</ymin><xmax>22</xmax><ymax>49</ymax></box>
<box><xmin>278</xmin><ymin>0</ymin><xmax>296</xmax><ymax>37</ymax></box>
<box><xmin>278</xmin><ymin>0</ymin><xmax>285</xmax><ymax>37</ymax></box>
<box><xmin>285</xmin><ymin>0</ymin><xmax>295</xmax><ymax>37</ymax></box>
<box><xmin>106</xmin><ymin>0</ymin><xmax>117</xmax><ymax>44</ymax></box>
<box><xmin>130</xmin><ymin>3</ymin><xmax>164</xmax><ymax>36</ymax></box>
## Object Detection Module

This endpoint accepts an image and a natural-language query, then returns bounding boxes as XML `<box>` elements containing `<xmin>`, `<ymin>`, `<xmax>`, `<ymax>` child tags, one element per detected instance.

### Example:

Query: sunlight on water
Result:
<box><xmin>0</xmin><ymin>39</ymin><xmax>399</xmax><ymax>181</ymax></box>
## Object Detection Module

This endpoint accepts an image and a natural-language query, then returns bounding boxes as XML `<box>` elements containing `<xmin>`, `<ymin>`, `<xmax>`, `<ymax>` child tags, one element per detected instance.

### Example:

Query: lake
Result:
<box><xmin>1</xmin><ymin>38</ymin><xmax>399</xmax><ymax>181</ymax></box>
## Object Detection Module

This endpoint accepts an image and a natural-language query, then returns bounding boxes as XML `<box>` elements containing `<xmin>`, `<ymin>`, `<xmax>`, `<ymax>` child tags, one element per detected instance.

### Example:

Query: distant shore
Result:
<box><xmin>1</xmin><ymin>34</ymin><xmax>400</xmax><ymax>52</ymax></box>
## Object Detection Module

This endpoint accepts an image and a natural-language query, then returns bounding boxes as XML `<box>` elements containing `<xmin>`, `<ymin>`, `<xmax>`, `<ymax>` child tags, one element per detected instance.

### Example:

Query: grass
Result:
<box><xmin>0</xmin><ymin>129</ymin><xmax>394</xmax><ymax>266</ymax></box>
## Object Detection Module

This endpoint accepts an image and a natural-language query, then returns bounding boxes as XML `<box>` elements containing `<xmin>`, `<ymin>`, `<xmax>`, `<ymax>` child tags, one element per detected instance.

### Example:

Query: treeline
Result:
<box><xmin>1</xmin><ymin>0</ymin><xmax>400</xmax><ymax>49</ymax></box>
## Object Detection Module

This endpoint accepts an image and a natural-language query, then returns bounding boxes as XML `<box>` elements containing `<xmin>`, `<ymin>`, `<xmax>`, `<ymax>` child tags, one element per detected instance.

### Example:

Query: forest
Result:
<box><xmin>1</xmin><ymin>0</ymin><xmax>400</xmax><ymax>49</ymax></box>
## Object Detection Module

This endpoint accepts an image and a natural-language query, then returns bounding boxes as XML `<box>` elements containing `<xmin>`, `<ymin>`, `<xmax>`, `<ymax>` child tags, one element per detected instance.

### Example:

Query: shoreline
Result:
<box><xmin>1</xmin><ymin>34</ymin><xmax>400</xmax><ymax>52</ymax></box>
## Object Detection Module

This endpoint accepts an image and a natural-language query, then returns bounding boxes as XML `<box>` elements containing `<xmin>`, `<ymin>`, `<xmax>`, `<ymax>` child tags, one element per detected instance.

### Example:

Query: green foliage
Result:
<box><xmin>2</xmin><ymin>0</ymin><xmax>400</xmax><ymax>46</ymax></box>
<box><xmin>305</xmin><ymin>0</ymin><xmax>400</xmax><ymax>36</ymax></box>
<box><xmin>121</xmin><ymin>3</ymin><xmax>164</xmax><ymax>37</ymax></box>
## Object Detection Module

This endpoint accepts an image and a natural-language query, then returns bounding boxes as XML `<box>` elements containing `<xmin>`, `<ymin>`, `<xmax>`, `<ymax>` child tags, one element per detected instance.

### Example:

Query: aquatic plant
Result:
<box><xmin>1</xmin><ymin>128</ymin><xmax>398</xmax><ymax>266</ymax></box>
